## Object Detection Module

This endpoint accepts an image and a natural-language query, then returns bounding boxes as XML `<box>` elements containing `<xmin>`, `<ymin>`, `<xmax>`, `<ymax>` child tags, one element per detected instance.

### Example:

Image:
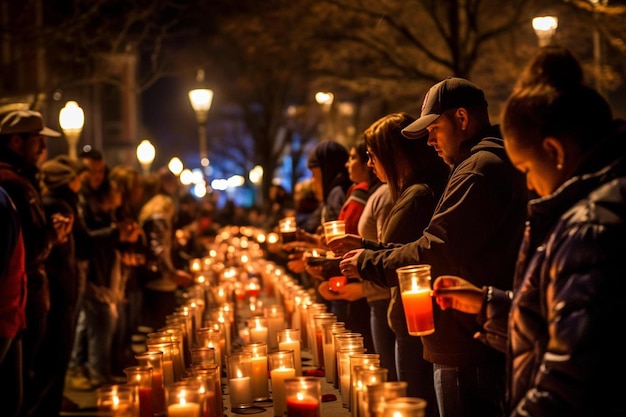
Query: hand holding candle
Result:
<box><xmin>396</xmin><ymin>265</ymin><xmax>435</xmax><ymax>336</ymax></box>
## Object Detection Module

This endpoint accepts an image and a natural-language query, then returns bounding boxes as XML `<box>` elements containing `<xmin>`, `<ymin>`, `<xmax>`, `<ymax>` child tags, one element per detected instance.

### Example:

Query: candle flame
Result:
<box><xmin>297</xmin><ymin>392</ymin><xmax>304</xmax><ymax>401</ymax></box>
<box><xmin>237</xmin><ymin>369</ymin><xmax>243</xmax><ymax>378</ymax></box>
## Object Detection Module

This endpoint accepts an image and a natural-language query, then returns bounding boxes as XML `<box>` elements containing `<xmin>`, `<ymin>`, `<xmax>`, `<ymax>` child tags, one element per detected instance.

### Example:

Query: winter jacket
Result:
<box><xmin>359</xmin><ymin>126</ymin><xmax>528</xmax><ymax>366</ymax></box>
<box><xmin>479</xmin><ymin>122</ymin><xmax>626</xmax><ymax>416</ymax></box>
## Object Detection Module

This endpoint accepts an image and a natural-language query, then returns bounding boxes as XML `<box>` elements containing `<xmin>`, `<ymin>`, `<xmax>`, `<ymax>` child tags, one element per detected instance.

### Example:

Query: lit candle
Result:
<box><xmin>168</xmin><ymin>401</ymin><xmax>201</xmax><ymax>417</ymax></box>
<box><xmin>264</xmin><ymin>306</ymin><xmax>285</xmax><ymax>350</ymax></box>
<box><xmin>397</xmin><ymin>265</ymin><xmax>435</xmax><ymax>336</ymax></box>
<box><xmin>248</xmin><ymin>319</ymin><xmax>269</xmax><ymax>345</ymax></box>
<box><xmin>242</xmin><ymin>342</ymin><xmax>270</xmax><ymax>401</ymax></box>
<box><xmin>228</xmin><ymin>369</ymin><xmax>253</xmax><ymax>408</ymax></box>
<box><xmin>270</xmin><ymin>367</ymin><xmax>297</xmax><ymax>417</ymax></box>
<box><xmin>278</xmin><ymin>330</ymin><xmax>302</xmax><ymax>376</ymax></box>
<box><xmin>286</xmin><ymin>392</ymin><xmax>321</xmax><ymax>417</ymax></box>
<box><xmin>328</xmin><ymin>276</ymin><xmax>347</xmax><ymax>292</ymax></box>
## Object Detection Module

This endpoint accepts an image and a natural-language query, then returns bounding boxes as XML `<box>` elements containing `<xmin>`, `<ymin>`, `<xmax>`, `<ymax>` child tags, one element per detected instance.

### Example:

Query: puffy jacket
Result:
<box><xmin>479</xmin><ymin>122</ymin><xmax>626</xmax><ymax>416</ymax></box>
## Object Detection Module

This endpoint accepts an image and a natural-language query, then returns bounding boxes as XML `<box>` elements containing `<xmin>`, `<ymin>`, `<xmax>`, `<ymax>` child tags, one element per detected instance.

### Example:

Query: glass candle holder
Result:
<box><xmin>268</xmin><ymin>350</ymin><xmax>296</xmax><ymax>417</ymax></box>
<box><xmin>247</xmin><ymin>317</ymin><xmax>269</xmax><ymax>345</ymax></box>
<box><xmin>382</xmin><ymin>397</ymin><xmax>428</xmax><ymax>417</ymax></box>
<box><xmin>396</xmin><ymin>265</ymin><xmax>435</xmax><ymax>336</ymax></box>
<box><xmin>337</xmin><ymin>347</ymin><xmax>367</xmax><ymax>407</ymax></box>
<box><xmin>323</xmin><ymin>220</ymin><xmax>346</xmax><ymax>243</ymax></box>
<box><xmin>124</xmin><ymin>366</ymin><xmax>153</xmax><ymax>417</ymax></box>
<box><xmin>313</xmin><ymin>313</ymin><xmax>336</xmax><ymax>369</ymax></box>
<box><xmin>278</xmin><ymin>216</ymin><xmax>297</xmax><ymax>244</ymax></box>
<box><xmin>146</xmin><ymin>342</ymin><xmax>176</xmax><ymax>386</ymax></box>
<box><xmin>166</xmin><ymin>382</ymin><xmax>202</xmax><ymax>417</ymax></box>
<box><xmin>226</xmin><ymin>352</ymin><xmax>254</xmax><ymax>409</ymax></box>
<box><xmin>189</xmin><ymin>347</ymin><xmax>215</xmax><ymax>369</ymax></box>
<box><xmin>285</xmin><ymin>377</ymin><xmax>321</xmax><ymax>417</ymax></box>
<box><xmin>277</xmin><ymin>329</ymin><xmax>302</xmax><ymax>376</ymax></box>
<box><xmin>367</xmin><ymin>381</ymin><xmax>408</xmax><ymax>417</ymax></box>
<box><xmin>241</xmin><ymin>342</ymin><xmax>270</xmax><ymax>401</ymax></box>
<box><xmin>324</xmin><ymin>323</ymin><xmax>347</xmax><ymax>385</ymax></box>
<box><xmin>183</xmin><ymin>374</ymin><xmax>217</xmax><ymax>417</ymax></box>
<box><xmin>190</xmin><ymin>364</ymin><xmax>223</xmax><ymax>417</ymax></box>
<box><xmin>349</xmin><ymin>354</ymin><xmax>380</xmax><ymax>412</ymax></box>
<box><xmin>328</xmin><ymin>276</ymin><xmax>348</xmax><ymax>292</ymax></box>
<box><xmin>355</xmin><ymin>366</ymin><xmax>388</xmax><ymax>417</ymax></box>
<box><xmin>96</xmin><ymin>384</ymin><xmax>135</xmax><ymax>417</ymax></box>
<box><xmin>264</xmin><ymin>305</ymin><xmax>286</xmax><ymax>351</ymax></box>
<box><xmin>135</xmin><ymin>351</ymin><xmax>166</xmax><ymax>415</ymax></box>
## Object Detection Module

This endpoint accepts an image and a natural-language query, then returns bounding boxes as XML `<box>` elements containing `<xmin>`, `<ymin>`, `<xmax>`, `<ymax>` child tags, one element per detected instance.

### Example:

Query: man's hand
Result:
<box><xmin>338</xmin><ymin>249</ymin><xmax>364</xmax><ymax>279</ymax></box>
<box><xmin>52</xmin><ymin>213</ymin><xmax>73</xmax><ymax>244</ymax></box>
<box><xmin>432</xmin><ymin>275</ymin><xmax>486</xmax><ymax>314</ymax></box>
<box><xmin>326</xmin><ymin>234</ymin><xmax>362</xmax><ymax>256</ymax></box>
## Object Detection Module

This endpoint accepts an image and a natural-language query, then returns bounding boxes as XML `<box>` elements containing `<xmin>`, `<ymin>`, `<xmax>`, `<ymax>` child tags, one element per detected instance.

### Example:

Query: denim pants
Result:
<box><xmin>368</xmin><ymin>299</ymin><xmax>397</xmax><ymax>381</ymax></box>
<box><xmin>433</xmin><ymin>363</ymin><xmax>505</xmax><ymax>417</ymax></box>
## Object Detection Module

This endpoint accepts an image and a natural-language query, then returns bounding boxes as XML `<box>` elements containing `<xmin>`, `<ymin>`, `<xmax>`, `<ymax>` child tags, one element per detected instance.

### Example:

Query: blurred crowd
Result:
<box><xmin>1</xmin><ymin>44</ymin><xmax>625</xmax><ymax>417</ymax></box>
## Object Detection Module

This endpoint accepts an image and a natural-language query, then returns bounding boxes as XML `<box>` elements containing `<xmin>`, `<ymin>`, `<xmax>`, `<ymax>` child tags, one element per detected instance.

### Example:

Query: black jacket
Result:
<box><xmin>359</xmin><ymin>126</ymin><xmax>528</xmax><ymax>366</ymax></box>
<box><xmin>479</xmin><ymin>122</ymin><xmax>626</xmax><ymax>416</ymax></box>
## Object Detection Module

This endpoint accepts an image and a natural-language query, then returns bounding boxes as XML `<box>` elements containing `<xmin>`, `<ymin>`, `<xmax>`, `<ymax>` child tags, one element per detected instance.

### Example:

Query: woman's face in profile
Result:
<box><xmin>505</xmin><ymin>136</ymin><xmax>563</xmax><ymax>197</ymax></box>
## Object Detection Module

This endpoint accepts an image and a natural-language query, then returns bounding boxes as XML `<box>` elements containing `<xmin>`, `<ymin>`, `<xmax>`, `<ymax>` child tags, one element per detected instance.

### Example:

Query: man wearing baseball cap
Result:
<box><xmin>331</xmin><ymin>78</ymin><xmax>529</xmax><ymax>417</ymax></box>
<box><xmin>0</xmin><ymin>109</ymin><xmax>63</xmax><ymax>415</ymax></box>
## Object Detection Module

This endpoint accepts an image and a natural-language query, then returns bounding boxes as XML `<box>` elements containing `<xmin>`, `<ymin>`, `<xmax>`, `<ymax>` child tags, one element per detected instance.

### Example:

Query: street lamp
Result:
<box><xmin>168</xmin><ymin>156</ymin><xmax>184</xmax><ymax>176</ymax></box>
<box><xmin>188</xmin><ymin>70</ymin><xmax>214</xmax><ymax>168</ymax></box>
<box><xmin>59</xmin><ymin>100</ymin><xmax>85</xmax><ymax>160</ymax></box>
<box><xmin>532</xmin><ymin>16</ymin><xmax>558</xmax><ymax>47</ymax></box>
<box><xmin>136</xmin><ymin>139</ymin><xmax>156</xmax><ymax>175</ymax></box>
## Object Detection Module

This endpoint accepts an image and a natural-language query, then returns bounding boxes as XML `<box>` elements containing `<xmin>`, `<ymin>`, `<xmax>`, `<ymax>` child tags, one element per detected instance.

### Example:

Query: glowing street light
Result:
<box><xmin>188</xmin><ymin>69</ymin><xmax>214</xmax><ymax>168</ymax></box>
<box><xmin>136</xmin><ymin>139</ymin><xmax>156</xmax><ymax>175</ymax></box>
<box><xmin>532</xmin><ymin>16</ymin><xmax>558</xmax><ymax>47</ymax></box>
<box><xmin>168</xmin><ymin>157</ymin><xmax>184</xmax><ymax>176</ymax></box>
<box><xmin>59</xmin><ymin>100</ymin><xmax>85</xmax><ymax>160</ymax></box>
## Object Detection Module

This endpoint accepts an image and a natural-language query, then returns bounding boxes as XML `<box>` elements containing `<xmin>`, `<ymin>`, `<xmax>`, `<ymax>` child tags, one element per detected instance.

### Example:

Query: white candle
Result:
<box><xmin>249</xmin><ymin>325</ymin><xmax>268</xmax><ymax>345</ymax></box>
<box><xmin>270</xmin><ymin>367</ymin><xmax>296</xmax><ymax>417</ymax></box>
<box><xmin>323</xmin><ymin>342</ymin><xmax>336</xmax><ymax>383</ymax></box>
<box><xmin>278</xmin><ymin>339</ymin><xmax>302</xmax><ymax>376</ymax></box>
<box><xmin>249</xmin><ymin>355</ymin><xmax>269</xmax><ymax>400</ymax></box>
<box><xmin>167</xmin><ymin>402</ymin><xmax>201</xmax><ymax>417</ymax></box>
<box><xmin>229</xmin><ymin>375</ymin><xmax>253</xmax><ymax>407</ymax></box>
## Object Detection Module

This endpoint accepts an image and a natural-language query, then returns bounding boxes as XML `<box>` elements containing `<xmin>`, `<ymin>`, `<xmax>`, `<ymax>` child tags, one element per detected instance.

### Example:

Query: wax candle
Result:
<box><xmin>278</xmin><ymin>329</ymin><xmax>302</xmax><ymax>376</ymax></box>
<box><xmin>264</xmin><ymin>305</ymin><xmax>286</xmax><ymax>350</ymax></box>
<box><xmin>401</xmin><ymin>288</ymin><xmax>435</xmax><ymax>335</ymax></box>
<box><xmin>323</xmin><ymin>220</ymin><xmax>345</xmax><ymax>242</ymax></box>
<box><xmin>270</xmin><ymin>367</ymin><xmax>297</xmax><ymax>417</ymax></box>
<box><xmin>229</xmin><ymin>373</ymin><xmax>253</xmax><ymax>407</ymax></box>
<box><xmin>249</xmin><ymin>322</ymin><xmax>269</xmax><ymax>345</ymax></box>
<box><xmin>286</xmin><ymin>394</ymin><xmax>321</xmax><ymax>417</ymax></box>
<box><xmin>242</xmin><ymin>342</ymin><xmax>270</xmax><ymax>401</ymax></box>
<box><xmin>328</xmin><ymin>276</ymin><xmax>347</xmax><ymax>292</ymax></box>
<box><xmin>167</xmin><ymin>402</ymin><xmax>201</xmax><ymax>417</ymax></box>
<box><xmin>397</xmin><ymin>265</ymin><xmax>435</xmax><ymax>336</ymax></box>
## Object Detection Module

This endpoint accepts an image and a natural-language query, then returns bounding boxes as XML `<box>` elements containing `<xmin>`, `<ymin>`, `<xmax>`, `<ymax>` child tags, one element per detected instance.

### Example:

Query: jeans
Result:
<box><xmin>368</xmin><ymin>300</ymin><xmax>397</xmax><ymax>381</ymax></box>
<box><xmin>433</xmin><ymin>363</ymin><xmax>505</xmax><ymax>417</ymax></box>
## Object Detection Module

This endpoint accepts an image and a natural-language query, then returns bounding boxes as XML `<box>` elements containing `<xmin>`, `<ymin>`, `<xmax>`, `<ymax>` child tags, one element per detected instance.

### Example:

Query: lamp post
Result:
<box><xmin>136</xmin><ymin>139</ymin><xmax>156</xmax><ymax>175</ymax></box>
<box><xmin>168</xmin><ymin>156</ymin><xmax>184</xmax><ymax>176</ymax></box>
<box><xmin>59</xmin><ymin>101</ymin><xmax>85</xmax><ymax>160</ymax></box>
<box><xmin>532</xmin><ymin>16</ymin><xmax>558</xmax><ymax>47</ymax></box>
<box><xmin>188</xmin><ymin>70</ymin><xmax>214</xmax><ymax>169</ymax></box>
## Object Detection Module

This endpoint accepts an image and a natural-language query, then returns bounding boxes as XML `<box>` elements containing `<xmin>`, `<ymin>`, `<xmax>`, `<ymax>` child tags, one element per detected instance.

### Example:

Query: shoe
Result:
<box><xmin>61</xmin><ymin>396</ymin><xmax>79</xmax><ymax>411</ymax></box>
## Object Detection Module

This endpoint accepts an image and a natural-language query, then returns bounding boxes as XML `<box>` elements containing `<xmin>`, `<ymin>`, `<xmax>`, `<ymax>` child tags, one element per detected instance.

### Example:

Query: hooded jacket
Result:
<box><xmin>359</xmin><ymin>126</ymin><xmax>528</xmax><ymax>366</ymax></box>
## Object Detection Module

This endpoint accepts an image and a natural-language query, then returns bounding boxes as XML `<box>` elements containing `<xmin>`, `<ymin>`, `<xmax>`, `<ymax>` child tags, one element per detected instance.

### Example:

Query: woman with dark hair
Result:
<box><xmin>432</xmin><ymin>47</ymin><xmax>626</xmax><ymax>416</ymax></box>
<box><xmin>323</xmin><ymin>113</ymin><xmax>449</xmax><ymax>417</ymax></box>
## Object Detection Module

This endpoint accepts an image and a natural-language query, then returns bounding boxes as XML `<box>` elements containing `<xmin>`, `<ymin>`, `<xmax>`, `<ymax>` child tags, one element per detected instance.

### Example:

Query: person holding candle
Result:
<box><xmin>431</xmin><ymin>47</ymin><xmax>626</xmax><ymax>417</ymax></box>
<box><xmin>331</xmin><ymin>78</ymin><xmax>529</xmax><ymax>417</ymax></box>
<box><xmin>322</xmin><ymin>113</ymin><xmax>448</xmax><ymax>416</ymax></box>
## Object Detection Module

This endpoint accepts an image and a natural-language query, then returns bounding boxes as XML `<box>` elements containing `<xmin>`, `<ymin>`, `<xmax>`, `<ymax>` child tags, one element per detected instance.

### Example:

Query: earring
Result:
<box><xmin>557</xmin><ymin>162</ymin><xmax>563</xmax><ymax>170</ymax></box>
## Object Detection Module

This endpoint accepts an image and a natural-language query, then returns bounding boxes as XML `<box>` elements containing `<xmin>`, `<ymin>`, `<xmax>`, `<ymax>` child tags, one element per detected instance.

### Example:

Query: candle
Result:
<box><xmin>270</xmin><ymin>367</ymin><xmax>297</xmax><ymax>417</ymax></box>
<box><xmin>285</xmin><ymin>377</ymin><xmax>321</xmax><ymax>417</ymax></box>
<box><xmin>264</xmin><ymin>305</ymin><xmax>285</xmax><ymax>350</ymax></box>
<box><xmin>401</xmin><ymin>288</ymin><xmax>435</xmax><ymax>335</ymax></box>
<box><xmin>328</xmin><ymin>276</ymin><xmax>347</xmax><ymax>292</ymax></box>
<box><xmin>168</xmin><ymin>402</ymin><xmax>201</xmax><ymax>417</ymax></box>
<box><xmin>286</xmin><ymin>394</ymin><xmax>321</xmax><ymax>417</ymax></box>
<box><xmin>249</xmin><ymin>323</ymin><xmax>269</xmax><ymax>345</ymax></box>
<box><xmin>137</xmin><ymin>386</ymin><xmax>153</xmax><ymax>417</ymax></box>
<box><xmin>123</xmin><ymin>366</ymin><xmax>153</xmax><ymax>417</ymax></box>
<box><xmin>279</xmin><ymin>216</ymin><xmax>297</xmax><ymax>243</ymax></box>
<box><xmin>242</xmin><ymin>342</ymin><xmax>270</xmax><ymax>401</ymax></box>
<box><xmin>323</xmin><ymin>220</ymin><xmax>345</xmax><ymax>242</ymax></box>
<box><xmin>397</xmin><ymin>265</ymin><xmax>435</xmax><ymax>336</ymax></box>
<box><xmin>278</xmin><ymin>329</ymin><xmax>302</xmax><ymax>376</ymax></box>
<box><xmin>229</xmin><ymin>373</ymin><xmax>253</xmax><ymax>407</ymax></box>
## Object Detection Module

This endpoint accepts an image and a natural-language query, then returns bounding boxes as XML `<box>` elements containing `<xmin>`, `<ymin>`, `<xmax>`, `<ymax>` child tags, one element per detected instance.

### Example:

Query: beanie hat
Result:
<box><xmin>41</xmin><ymin>159</ymin><xmax>77</xmax><ymax>190</ymax></box>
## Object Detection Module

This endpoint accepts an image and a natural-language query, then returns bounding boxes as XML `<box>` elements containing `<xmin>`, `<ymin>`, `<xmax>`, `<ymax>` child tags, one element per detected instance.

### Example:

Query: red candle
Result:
<box><xmin>401</xmin><ymin>288</ymin><xmax>435</xmax><ymax>336</ymax></box>
<box><xmin>202</xmin><ymin>391</ymin><xmax>217</xmax><ymax>417</ymax></box>
<box><xmin>151</xmin><ymin>369</ymin><xmax>166</xmax><ymax>414</ymax></box>
<box><xmin>138</xmin><ymin>386</ymin><xmax>153</xmax><ymax>417</ymax></box>
<box><xmin>328</xmin><ymin>276</ymin><xmax>347</xmax><ymax>292</ymax></box>
<box><xmin>286</xmin><ymin>395</ymin><xmax>321</xmax><ymax>417</ymax></box>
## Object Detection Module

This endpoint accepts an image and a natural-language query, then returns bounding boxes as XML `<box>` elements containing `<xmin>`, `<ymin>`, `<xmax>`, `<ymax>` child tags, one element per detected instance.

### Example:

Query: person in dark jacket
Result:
<box><xmin>432</xmin><ymin>47</ymin><xmax>626</xmax><ymax>417</ymax></box>
<box><xmin>331</xmin><ymin>78</ymin><xmax>529</xmax><ymax>417</ymax></box>
<box><xmin>0</xmin><ymin>186</ymin><xmax>27</xmax><ymax>417</ymax></box>
<box><xmin>0</xmin><ymin>110</ymin><xmax>64</xmax><ymax>417</ymax></box>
